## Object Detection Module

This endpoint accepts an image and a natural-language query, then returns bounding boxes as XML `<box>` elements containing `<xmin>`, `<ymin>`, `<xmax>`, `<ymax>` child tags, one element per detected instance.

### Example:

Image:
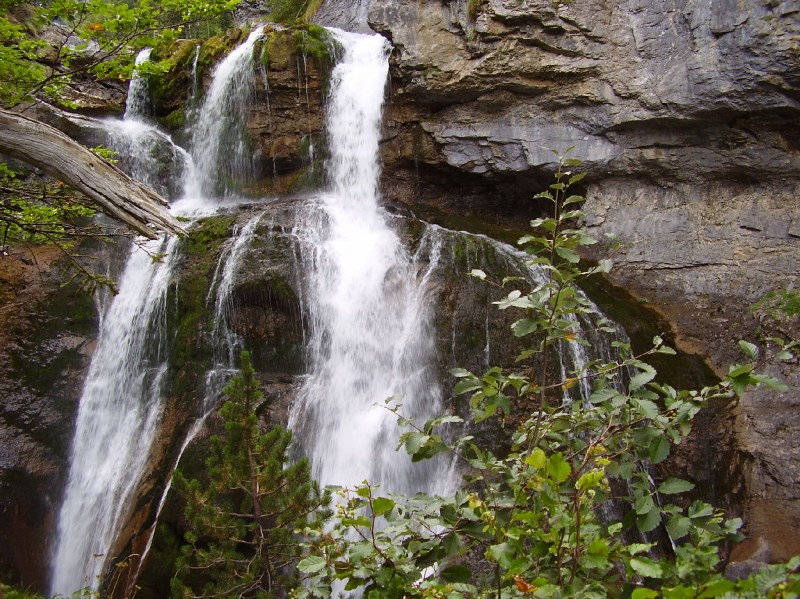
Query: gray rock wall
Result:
<box><xmin>361</xmin><ymin>0</ymin><xmax>800</xmax><ymax>560</ymax></box>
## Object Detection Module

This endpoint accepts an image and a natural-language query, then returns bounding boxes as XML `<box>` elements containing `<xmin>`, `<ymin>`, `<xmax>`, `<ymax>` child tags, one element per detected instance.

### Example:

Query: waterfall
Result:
<box><xmin>47</xmin><ymin>22</ymin><xmax>636</xmax><ymax>598</ymax></box>
<box><xmin>289</xmin><ymin>30</ymin><xmax>451</xmax><ymax>495</ymax></box>
<box><xmin>49</xmin><ymin>30</ymin><xmax>267</xmax><ymax>597</ymax></box>
<box><xmin>124</xmin><ymin>48</ymin><xmax>153</xmax><ymax>118</ymax></box>
<box><xmin>186</xmin><ymin>27</ymin><xmax>264</xmax><ymax>200</ymax></box>
<box><xmin>205</xmin><ymin>213</ymin><xmax>264</xmax><ymax>392</ymax></box>
<box><xmin>97</xmin><ymin>48</ymin><xmax>191</xmax><ymax>196</ymax></box>
<box><xmin>49</xmin><ymin>237</ymin><xmax>179</xmax><ymax>596</ymax></box>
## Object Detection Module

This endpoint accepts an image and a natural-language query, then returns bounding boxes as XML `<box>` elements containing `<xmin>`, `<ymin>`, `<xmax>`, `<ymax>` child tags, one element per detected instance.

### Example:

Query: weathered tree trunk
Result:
<box><xmin>0</xmin><ymin>109</ymin><xmax>184</xmax><ymax>239</ymax></box>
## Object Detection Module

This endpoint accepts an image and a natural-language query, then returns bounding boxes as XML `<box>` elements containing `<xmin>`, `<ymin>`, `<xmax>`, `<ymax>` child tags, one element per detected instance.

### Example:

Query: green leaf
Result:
<box><xmin>632</xmin><ymin>398</ymin><xmax>659</xmax><ymax>419</ymax></box>
<box><xmin>630</xmin><ymin>557</ymin><xmax>663</xmax><ymax>578</ymax></box>
<box><xmin>404</xmin><ymin>433</ymin><xmax>431</xmax><ymax>456</ymax></box>
<box><xmin>688</xmin><ymin>501</ymin><xmax>714</xmax><ymax>519</ymax></box>
<box><xmin>738</xmin><ymin>340</ymin><xmax>759</xmax><ymax>360</ymax></box>
<box><xmin>443</xmin><ymin>533</ymin><xmax>461</xmax><ymax>556</ymax></box>
<box><xmin>511</xmin><ymin>318</ymin><xmax>539</xmax><ymax>337</ymax></box>
<box><xmin>589</xmin><ymin>387</ymin><xmax>621</xmax><ymax>404</ymax></box>
<box><xmin>525</xmin><ymin>448</ymin><xmax>547</xmax><ymax>470</ymax></box>
<box><xmin>698</xmin><ymin>578</ymin><xmax>735</xmax><ymax>596</ymax></box>
<box><xmin>649</xmin><ymin>434</ymin><xmax>670</xmax><ymax>464</ymax></box>
<box><xmin>666</xmin><ymin>516</ymin><xmax>692</xmax><ymax>540</ymax></box>
<box><xmin>556</xmin><ymin>246</ymin><xmax>580</xmax><ymax>264</ymax></box>
<box><xmin>546</xmin><ymin>453</ymin><xmax>572</xmax><ymax>483</ymax></box>
<box><xmin>470</xmin><ymin>269</ymin><xmax>487</xmax><ymax>280</ymax></box>
<box><xmin>629</xmin><ymin>364</ymin><xmax>657</xmax><ymax>391</ymax></box>
<box><xmin>439</xmin><ymin>564</ymin><xmax>472</xmax><ymax>583</ymax></box>
<box><xmin>634</xmin><ymin>494</ymin><xmax>655</xmax><ymax>515</ymax></box>
<box><xmin>450</xmin><ymin>368</ymin><xmax>472</xmax><ymax>378</ymax></box>
<box><xmin>453</xmin><ymin>379</ymin><xmax>483</xmax><ymax>395</ymax></box>
<box><xmin>627</xmin><ymin>543</ymin><xmax>654</xmax><ymax>556</ymax></box>
<box><xmin>727</xmin><ymin>363</ymin><xmax>753</xmax><ymax>378</ymax></box>
<box><xmin>348</xmin><ymin>541</ymin><xmax>375</xmax><ymax>563</ymax></box>
<box><xmin>637</xmin><ymin>505</ymin><xmax>662</xmax><ymax>533</ymax></box>
<box><xmin>297</xmin><ymin>555</ymin><xmax>326</xmax><ymax>573</ymax></box>
<box><xmin>487</xmin><ymin>542</ymin><xmax>514</xmax><ymax>567</ymax></box>
<box><xmin>631</xmin><ymin>589</ymin><xmax>659</xmax><ymax>599</ymax></box>
<box><xmin>371</xmin><ymin>497</ymin><xmax>395</xmax><ymax>516</ymax></box>
<box><xmin>657</xmin><ymin>478</ymin><xmax>695</xmax><ymax>495</ymax></box>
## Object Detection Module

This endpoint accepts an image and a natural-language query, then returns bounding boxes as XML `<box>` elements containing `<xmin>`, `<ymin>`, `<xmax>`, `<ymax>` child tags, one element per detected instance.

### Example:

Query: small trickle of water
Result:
<box><xmin>205</xmin><ymin>213</ymin><xmax>264</xmax><ymax>393</ymax></box>
<box><xmin>124</xmin><ymin>48</ymin><xmax>153</xmax><ymax>119</ymax></box>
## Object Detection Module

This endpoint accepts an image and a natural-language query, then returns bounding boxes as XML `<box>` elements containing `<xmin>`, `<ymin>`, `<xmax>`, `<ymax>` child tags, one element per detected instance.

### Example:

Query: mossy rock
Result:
<box><xmin>150</xmin><ymin>29</ymin><xmax>249</xmax><ymax>116</ymax></box>
<box><xmin>148</xmin><ymin>39</ymin><xmax>202</xmax><ymax>115</ymax></box>
<box><xmin>256</xmin><ymin>24</ymin><xmax>338</xmax><ymax>72</ymax></box>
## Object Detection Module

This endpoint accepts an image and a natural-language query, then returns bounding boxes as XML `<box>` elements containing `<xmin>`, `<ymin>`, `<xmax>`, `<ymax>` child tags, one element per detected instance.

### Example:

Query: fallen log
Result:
<box><xmin>0</xmin><ymin>108</ymin><xmax>185</xmax><ymax>239</ymax></box>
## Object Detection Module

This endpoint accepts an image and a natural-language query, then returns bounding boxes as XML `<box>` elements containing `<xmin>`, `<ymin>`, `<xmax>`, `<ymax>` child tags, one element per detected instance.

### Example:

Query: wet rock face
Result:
<box><xmin>0</xmin><ymin>248</ymin><xmax>98</xmax><ymax>592</ymax></box>
<box><xmin>364</xmin><ymin>0</ymin><xmax>800</xmax><ymax>561</ymax></box>
<box><xmin>312</xmin><ymin>0</ymin><xmax>375</xmax><ymax>33</ymax></box>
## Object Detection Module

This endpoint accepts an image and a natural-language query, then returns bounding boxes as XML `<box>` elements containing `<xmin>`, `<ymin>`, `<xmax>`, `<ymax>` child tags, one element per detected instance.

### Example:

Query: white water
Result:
<box><xmin>289</xmin><ymin>30</ymin><xmax>451</xmax><ymax>495</ymax></box>
<box><xmin>125</xmin><ymin>48</ymin><xmax>152</xmax><ymax>118</ymax></box>
<box><xmin>50</xmin><ymin>32</ymin><xmax>266</xmax><ymax>597</ymax></box>
<box><xmin>187</xmin><ymin>27</ymin><xmax>264</xmax><ymax>200</ymax></box>
<box><xmin>50</xmin><ymin>236</ymin><xmax>178</xmax><ymax>595</ymax></box>
<box><xmin>49</xmin><ymin>24</ymin><xmax>631</xmax><ymax>598</ymax></box>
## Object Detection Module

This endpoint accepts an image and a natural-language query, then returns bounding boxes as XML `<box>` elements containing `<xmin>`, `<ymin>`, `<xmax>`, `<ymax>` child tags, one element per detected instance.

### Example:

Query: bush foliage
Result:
<box><xmin>291</xmin><ymin>156</ymin><xmax>800</xmax><ymax>598</ymax></box>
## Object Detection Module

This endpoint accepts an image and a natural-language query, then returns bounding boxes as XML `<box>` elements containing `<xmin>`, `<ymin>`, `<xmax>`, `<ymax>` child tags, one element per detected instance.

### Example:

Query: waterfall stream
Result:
<box><xmin>49</xmin><ymin>33</ymin><xmax>266</xmax><ymax>596</ymax></box>
<box><xmin>49</xmin><ymin>236</ymin><xmax>179</xmax><ymax>596</ymax></box>
<box><xmin>288</xmin><ymin>30</ymin><xmax>453</xmax><ymax>495</ymax></box>
<box><xmin>186</xmin><ymin>28</ymin><xmax>264</xmax><ymax>201</ymax></box>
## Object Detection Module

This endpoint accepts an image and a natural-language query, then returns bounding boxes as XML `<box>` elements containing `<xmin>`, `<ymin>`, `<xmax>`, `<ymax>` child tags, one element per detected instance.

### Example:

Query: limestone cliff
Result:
<box><xmin>358</xmin><ymin>0</ymin><xmax>800</xmax><ymax>561</ymax></box>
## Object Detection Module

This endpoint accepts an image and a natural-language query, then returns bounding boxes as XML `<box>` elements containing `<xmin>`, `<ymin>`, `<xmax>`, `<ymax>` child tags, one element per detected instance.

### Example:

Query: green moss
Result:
<box><xmin>148</xmin><ymin>39</ymin><xmax>201</xmax><ymax>110</ymax></box>
<box><xmin>467</xmin><ymin>0</ymin><xmax>482</xmax><ymax>20</ymax></box>
<box><xmin>269</xmin><ymin>0</ymin><xmax>313</xmax><ymax>24</ymax></box>
<box><xmin>184</xmin><ymin>215</ymin><xmax>237</xmax><ymax>256</ymax></box>
<box><xmin>152</xmin><ymin>29</ymin><xmax>246</xmax><ymax>113</ymax></box>
<box><xmin>163</xmin><ymin>109</ymin><xmax>186</xmax><ymax>129</ymax></box>
<box><xmin>752</xmin><ymin>288</ymin><xmax>800</xmax><ymax>318</ymax></box>
<box><xmin>258</xmin><ymin>25</ymin><xmax>338</xmax><ymax>71</ymax></box>
<box><xmin>294</xmin><ymin>24</ymin><xmax>337</xmax><ymax>64</ymax></box>
<box><xmin>167</xmin><ymin>214</ymin><xmax>238</xmax><ymax>387</ymax></box>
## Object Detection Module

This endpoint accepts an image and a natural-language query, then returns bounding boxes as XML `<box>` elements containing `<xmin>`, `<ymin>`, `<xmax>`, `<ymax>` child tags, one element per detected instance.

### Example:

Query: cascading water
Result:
<box><xmin>125</xmin><ymin>48</ymin><xmax>153</xmax><ymax>118</ymax></box>
<box><xmin>100</xmin><ymin>48</ymin><xmax>190</xmax><ymax>197</ymax></box>
<box><xmin>206</xmin><ymin>213</ymin><xmax>264</xmax><ymax>388</ymax></box>
<box><xmin>49</xmin><ymin>236</ymin><xmax>178</xmax><ymax>596</ymax></box>
<box><xmin>186</xmin><ymin>28</ymin><xmax>264</xmax><ymax>200</ymax></box>
<box><xmin>48</xmin><ymin>22</ymin><xmax>636</xmax><ymax>598</ymax></box>
<box><xmin>289</xmin><ymin>30</ymin><xmax>452</xmax><ymax>495</ymax></box>
<box><xmin>50</xmin><ymin>32</ymin><xmax>267</xmax><ymax>597</ymax></box>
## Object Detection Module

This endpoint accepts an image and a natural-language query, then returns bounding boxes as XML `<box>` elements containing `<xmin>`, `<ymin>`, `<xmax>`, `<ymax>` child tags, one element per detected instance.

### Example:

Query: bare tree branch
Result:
<box><xmin>0</xmin><ymin>108</ymin><xmax>185</xmax><ymax>239</ymax></box>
